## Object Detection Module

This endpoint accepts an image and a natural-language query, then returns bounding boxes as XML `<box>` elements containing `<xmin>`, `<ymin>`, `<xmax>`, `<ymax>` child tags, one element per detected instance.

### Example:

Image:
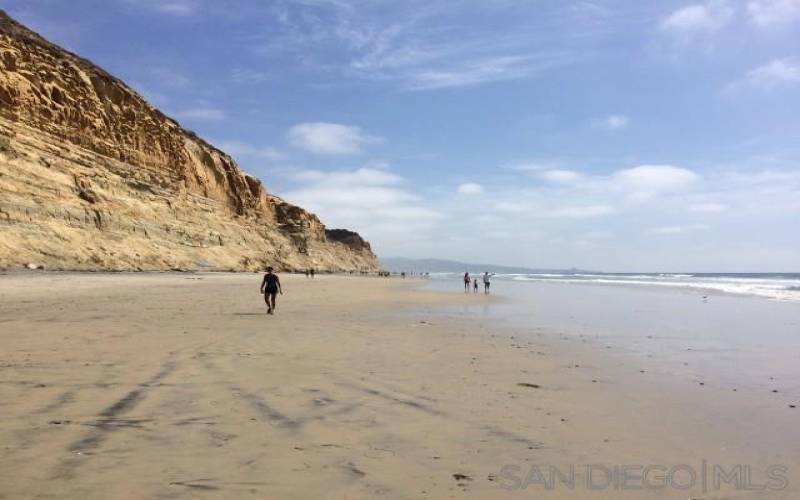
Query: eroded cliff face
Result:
<box><xmin>0</xmin><ymin>10</ymin><xmax>378</xmax><ymax>271</ymax></box>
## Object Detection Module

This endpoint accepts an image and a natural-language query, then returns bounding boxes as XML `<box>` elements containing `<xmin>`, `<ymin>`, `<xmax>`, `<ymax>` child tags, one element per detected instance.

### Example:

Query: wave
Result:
<box><xmin>499</xmin><ymin>273</ymin><xmax>800</xmax><ymax>302</ymax></box>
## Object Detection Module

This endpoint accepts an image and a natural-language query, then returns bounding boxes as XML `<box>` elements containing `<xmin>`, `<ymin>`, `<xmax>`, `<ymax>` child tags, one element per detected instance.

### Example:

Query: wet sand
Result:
<box><xmin>1</xmin><ymin>273</ymin><xmax>798</xmax><ymax>499</ymax></box>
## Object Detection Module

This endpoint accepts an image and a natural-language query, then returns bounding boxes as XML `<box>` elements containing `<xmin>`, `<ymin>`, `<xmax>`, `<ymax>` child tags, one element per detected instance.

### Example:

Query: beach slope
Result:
<box><xmin>1</xmin><ymin>273</ymin><xmax>797</xmax><ymax>499</ymax></box>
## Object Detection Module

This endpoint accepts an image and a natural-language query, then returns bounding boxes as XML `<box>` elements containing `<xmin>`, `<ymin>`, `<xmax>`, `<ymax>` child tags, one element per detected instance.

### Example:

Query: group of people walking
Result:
<box><xmin>260</xmin><ymin>267</ymin><xmax>493</xmax><ymax>315</ymax></box>
<box><xmin>464</xmin><ymin>272</ymin><xmax>492</xmax><ymax>294</ymax></box>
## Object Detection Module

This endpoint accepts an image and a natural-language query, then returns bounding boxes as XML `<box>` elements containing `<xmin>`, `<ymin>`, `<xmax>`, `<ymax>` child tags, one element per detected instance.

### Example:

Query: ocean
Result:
<box><xmin>429</xmin><ymin>272</ymin><xmax>800</xmax><ymax>302</ymax></box>
<box><xmin>421</xmin><ymin>272</ymin><xmax>800</xmax><ymax>391</ymax></box>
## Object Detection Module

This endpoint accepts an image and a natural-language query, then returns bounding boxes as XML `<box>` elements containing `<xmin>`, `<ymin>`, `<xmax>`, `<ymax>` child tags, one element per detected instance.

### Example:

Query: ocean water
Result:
<box><xmin>422</xmin><ymin>275</ymin><xmax>800</xmax><ymax>390</ymax></box>
<box><xmin>430</xmin><ymin>272</ymin><xmax>800</xmax><ymax>302</ymax></box>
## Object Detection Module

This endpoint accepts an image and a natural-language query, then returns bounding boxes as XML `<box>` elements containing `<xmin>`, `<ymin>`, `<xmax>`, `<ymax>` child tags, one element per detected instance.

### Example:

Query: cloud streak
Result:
<box><xmin>404</xmin><ymin>53</ymin><xmax>586</xmax><ymax>90</ymax></box>
<box><xmin>258</xmin><ymin>0</ymin><xmax>612</xmax><ymax>90</ymax></box>
<box><xmin>120</xmin><ymin>0</ymin><xmax>199</xmax><ymax>17</ymax></box>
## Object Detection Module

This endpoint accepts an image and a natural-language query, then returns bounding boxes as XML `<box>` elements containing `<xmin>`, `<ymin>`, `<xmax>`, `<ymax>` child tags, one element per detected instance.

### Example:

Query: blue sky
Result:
<box><xmin>5</xmin><ymin>0</ymin><xmax>800</xmax><ymax>271</ymax></box>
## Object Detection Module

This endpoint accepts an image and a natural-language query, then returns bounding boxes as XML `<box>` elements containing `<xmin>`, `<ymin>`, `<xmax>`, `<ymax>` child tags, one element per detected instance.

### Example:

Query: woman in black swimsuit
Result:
<box><xmin>260</xmin><ymin>266</ymin><xmax>283</xmax><ymax>315</ymax></box>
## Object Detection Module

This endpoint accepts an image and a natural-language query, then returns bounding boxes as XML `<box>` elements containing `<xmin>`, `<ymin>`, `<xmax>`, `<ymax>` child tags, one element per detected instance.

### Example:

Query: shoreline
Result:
<box><xmin>424</xmin><ymin>271</ymin><xmax>800</xmax><ymax>304</ymax></box>
<box><xmin>423</xmin><ymin>277</ymin><xmax>800</xmax><ymax>401</ymax></box>
<box><xmin>1</xmin><ymin>273</ymin><xmax>797</xmax><ymax>499</ymax></box>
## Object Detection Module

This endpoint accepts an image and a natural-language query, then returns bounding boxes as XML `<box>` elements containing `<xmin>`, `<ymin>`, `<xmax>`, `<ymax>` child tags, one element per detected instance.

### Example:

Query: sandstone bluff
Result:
<box><xmin>0</xmin><ymin>11</ymin><xmax>377</xmax><ymax>272</ymax></box>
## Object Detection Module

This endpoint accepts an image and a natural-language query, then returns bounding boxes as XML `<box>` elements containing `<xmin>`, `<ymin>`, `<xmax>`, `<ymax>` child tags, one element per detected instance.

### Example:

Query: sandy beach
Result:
<box><xmin>1</xmin><ymin>273</ymin><xmax>798</xmax><ymax>499</ymax></box>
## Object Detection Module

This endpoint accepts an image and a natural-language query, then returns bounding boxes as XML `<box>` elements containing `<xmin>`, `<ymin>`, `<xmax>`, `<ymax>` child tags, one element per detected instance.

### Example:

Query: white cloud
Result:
<box><xmin>157</xmin><ymin>1</ymin><xmax>196</xmax><ymax>16</ymax></box>
<box><xmin>280</xmin><ymin>166</ymin><xmax>441</xmax><ymax>244</ymax></box>
<box><xmin>286</xmin><ymin>184</ymin><xmax>414</xmax><ymax>207</ymax></box>
<box><xmin>218</xmin><ymin>141</ymin><xmax>285</xmax><ymax>161</ymax></box>
<box><xmin>376</xmin><ymin>162</ymin><xmax>798</xmax><ymax>268</ymax></box>
<box><xmin>689</xmin><ymin>202</ymin><xmax>729</xmax><ymax>212</ymax></box>
<box><xmin>660</xmin><ymin>1</ymin><xmax>734</xmax><ymax>42</ymax></box>
<box><xmin>540</xmin><ymin>169</ymin><xmax>583</xmax><ymax>184</ymax></box>
<box><xmin>714</xmin><ymin>169</ymin><xmax>800</xmax><ymax>214</ymax></box>
<box><xmin>740</xmin><ymin>58</ymin><xmax>800</xmax><ymax>89</ymax></box>
<box><xmin>490</xmin><ymin>196</ymin><xmax>616</xmax><ymax>218</ymax></box>
<box><xmin>747</xmin><ymin>0</ymin><xmax>800</xmax><ymax>28</ymax></box>
<box><xmin>287</xmin><ymin>122</ymin><xmax>379</xmax><ymax>154</ymax></box>
<box><xmin>173</xmin><ymin>107</ymin><xmax>226</xmax><ymax>121</ymax></box>
<box><xmin>583</xmin><ymin>230</ymin><xmax>615</xmax><ymax>239</ymax></box>
<box><xmin>489</xmin><ymin>164</ymin><xmax>700</xmax><ymax>222</ymax></box>
<box><xmin>505</xmin><ymin>162</ymin><xmax>557</xmax><ymax>173</ymax></box>
<box><xmin>647</xmin><ymin>224</ymin><xmax>710</xmax><ymax>235</ymax></box>
<box><xmin>550</xmin><ymin>205</ymin><xmax>616</xmax><ymax>218</ymax></box>
<box><xmin>593</xmin><ymin>114</ymin><xmax>629</xmax><ymax>130</ymax></box>
<box><xmin>122</xmin><ymin>0</ymin><xmax>198</xmax><ymax>16</ymax></box>
<box><xmin>612</xmin><ymin>165</ymin><xmax>700</xmax><ymax>198</ymax></box>
<box><xmin>494</xmin><ymin>201</ymin><xmax>529</xmax><ymax>214</ymax></box>
<box><xmin>282</xmin><ymin>168</ymin><xmax>414</xmax><ymax>208</ymax></box>
<box><xmin>457</xmin><ymin>183</ymin><xmax>484</xmax><ymax>195</ymax></box>
<box><xmin>289</xmin><ymin>167</ymin><xmax>404</xmax><ymax>187</ymax></box>
<box><xmin>481</xmin><ymin>165</ymin><xmax>699</xmax><ymax>230</ymax></box>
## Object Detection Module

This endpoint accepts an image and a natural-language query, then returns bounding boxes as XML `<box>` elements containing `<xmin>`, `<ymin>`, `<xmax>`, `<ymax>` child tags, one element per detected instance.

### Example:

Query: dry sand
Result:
<box><xmin>1</xmin><ymin>273</ymin><xmax>797</xmax><ymax>499</ymax></box>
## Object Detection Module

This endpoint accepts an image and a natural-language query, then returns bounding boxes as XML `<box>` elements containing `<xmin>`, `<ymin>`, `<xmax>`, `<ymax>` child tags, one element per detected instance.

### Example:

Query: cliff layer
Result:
<box><xmin>0</xmin><ymin>10</ymin><xmax>377</xmax><ymax>272</ymax></box>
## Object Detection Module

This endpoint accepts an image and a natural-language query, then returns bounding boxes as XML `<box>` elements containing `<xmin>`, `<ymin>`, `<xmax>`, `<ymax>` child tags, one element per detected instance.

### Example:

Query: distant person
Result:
<box><xmin>473</xmin><ymin>278</ymin><xmax>478</xmax><ymax>293</ymax></box>
<box><xmin>310</xmin><ymin>268</ymin><xmax>315</xmax><ymax>278</ymax></box>
<box><xmin>304</xmin><ymin>269</ymin><xmax>309</xmax><ymax>278</ymax></box>
<box><xmin>260</xmin><ymin>266</ymin><xmax>283</xmax><ymax>315</ymax></box>
<box><xmin>464</xmin><ymin>272</ymin><xmax>470</xmax><ymax>293</ymax></box>
<box><xmin>483</xmin><ymin>272</ymin><xmax>492</xmax><ymax>294</ymax></box>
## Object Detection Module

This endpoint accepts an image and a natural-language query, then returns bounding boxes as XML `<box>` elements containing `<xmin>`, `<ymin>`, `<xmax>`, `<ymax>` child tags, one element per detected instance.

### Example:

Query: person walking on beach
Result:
<box><xmin>473</xmin><ymin>277</ymin><xmax>479</xmax><ymax>294</ymax></box>
<box><xmin>464</xmin><ymin>272</ymin><xmax>471</xmax><ymax>293</ymax></box>
<box><xmin>483</xmin><ymin>272</ymin><xmax>492</xmax><ymax>294</ymax></box>
<box><xmin>260</xmin><ymin>266</ymin><xmax>283</xmax><ymax>315</ymax></box>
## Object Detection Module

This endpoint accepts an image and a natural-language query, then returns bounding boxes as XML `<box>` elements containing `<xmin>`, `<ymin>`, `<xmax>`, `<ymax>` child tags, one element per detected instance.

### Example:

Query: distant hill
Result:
<box><xmin>379</xmin><ymin>257</ymin><xmax>594</xmax><ymax>275</ymax></box>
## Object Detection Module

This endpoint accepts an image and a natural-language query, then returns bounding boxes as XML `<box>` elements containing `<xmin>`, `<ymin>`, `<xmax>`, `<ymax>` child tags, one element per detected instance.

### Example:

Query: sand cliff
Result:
<box><xmin>0</xmin><ymin>10</ymin><xmax>377</xmax><ymax>272</ymax></box>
